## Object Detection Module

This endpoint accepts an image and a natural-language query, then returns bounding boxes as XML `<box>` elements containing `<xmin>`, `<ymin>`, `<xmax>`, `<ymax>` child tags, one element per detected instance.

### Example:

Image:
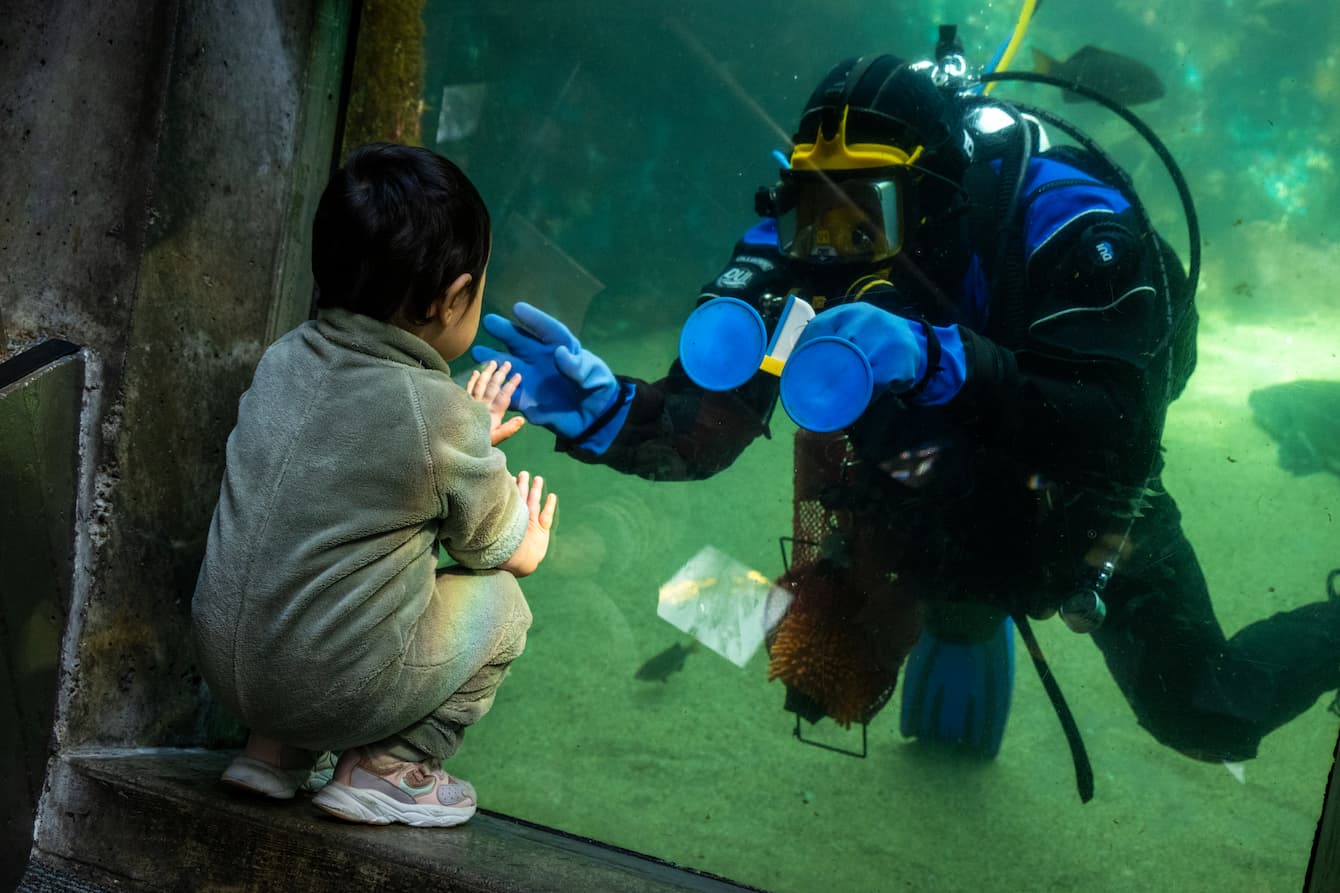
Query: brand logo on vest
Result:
<box><xmin>717</xmin><ymin>267</ymin><xmax>754</xmax><ymax>289</ymax></box>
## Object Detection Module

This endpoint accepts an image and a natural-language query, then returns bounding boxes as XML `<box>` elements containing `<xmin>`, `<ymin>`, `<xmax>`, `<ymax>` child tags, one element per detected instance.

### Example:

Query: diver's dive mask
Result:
<box><xmin>758</xmin><ymin>99</ymin><xmax>928</xmax><ymax>265</ymax></box>
<box><xmin>765</xmin><ymin>168</ymin><xmax>908</xmax><ymax>264</ymax></box>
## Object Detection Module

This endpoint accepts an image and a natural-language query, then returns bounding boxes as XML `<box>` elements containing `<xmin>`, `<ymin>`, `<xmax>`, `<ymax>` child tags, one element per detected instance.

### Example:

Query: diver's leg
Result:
<box><xmin>1092</xmin><ymin>491</ymin><xmax>1340</xmax><ymax>761</ymax></box>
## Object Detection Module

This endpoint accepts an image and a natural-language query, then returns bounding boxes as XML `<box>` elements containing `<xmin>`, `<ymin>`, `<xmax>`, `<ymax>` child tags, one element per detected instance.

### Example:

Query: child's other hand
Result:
<box><xmin>516</xmin><ymin>470</ymin><xmax>557</xmax><ymax>537</ymax></box>
<box><xmin>498</xmin><ymin>470</ymin><xmax>558</xmax><ymax>577</ymax></box>
<box><xmin>467</xmin><ymin>359</ymin><xmax>525</xmax><ymax>445</ymax></box>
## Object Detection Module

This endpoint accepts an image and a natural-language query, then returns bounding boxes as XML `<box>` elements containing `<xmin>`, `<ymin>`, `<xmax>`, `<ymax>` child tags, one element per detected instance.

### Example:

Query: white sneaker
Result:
<box><xmin>221</xmin><ymin>754</ymin><xmax>312</xmax><ymax>800</ymax></box>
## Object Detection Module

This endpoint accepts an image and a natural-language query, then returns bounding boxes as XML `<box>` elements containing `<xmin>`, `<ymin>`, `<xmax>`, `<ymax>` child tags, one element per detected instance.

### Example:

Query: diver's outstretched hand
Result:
<box><xmin>467</xmin><ymin>358</ymin><xmax>525</xmax><ymax>445</ymax></box>
<box><xmin>471</xmin><ymin>302</ymin><xmax>623</xmax><ymax>442</ymax></box>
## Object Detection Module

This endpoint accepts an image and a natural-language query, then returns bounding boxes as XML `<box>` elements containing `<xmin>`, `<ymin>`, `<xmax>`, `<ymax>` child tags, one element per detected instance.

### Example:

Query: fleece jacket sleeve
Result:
<box><xmin>413</xmin><ymin>371</ymin><xmax>528</xmax><ymax>569</ymax></box>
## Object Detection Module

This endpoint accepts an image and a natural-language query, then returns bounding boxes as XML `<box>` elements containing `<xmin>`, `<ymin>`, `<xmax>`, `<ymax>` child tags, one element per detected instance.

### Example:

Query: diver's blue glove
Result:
<box><xmin>471</xmin><ymin>302</ymin><xmax>630</xmax><ymax>453</ymax></box>
<box><xmin>779</xmin><ymin>303</ymin><xmax>967</xmax><ymax>432</ymax></box>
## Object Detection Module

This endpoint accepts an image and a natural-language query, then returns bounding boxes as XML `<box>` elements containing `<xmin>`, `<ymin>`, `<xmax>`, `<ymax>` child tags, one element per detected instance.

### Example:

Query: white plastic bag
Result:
<box><xmin>657</xmin><ymin>546</ymin><xmax>793</xmax><ymax>668</ymax></box>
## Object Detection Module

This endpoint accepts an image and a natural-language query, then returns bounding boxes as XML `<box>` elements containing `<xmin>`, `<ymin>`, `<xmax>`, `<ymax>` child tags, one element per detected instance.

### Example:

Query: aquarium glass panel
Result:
<box><xmin>352</xmin><ymin>2</ymin><xmax>1340</xmax><ymax>888</ymax></box>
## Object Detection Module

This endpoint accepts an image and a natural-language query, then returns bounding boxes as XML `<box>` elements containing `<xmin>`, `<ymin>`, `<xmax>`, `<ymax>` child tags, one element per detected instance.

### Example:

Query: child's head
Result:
<box><xmin>312</xmin><ymin>143</ymin><xmax>491</xmax><ymax>358</ymax></box>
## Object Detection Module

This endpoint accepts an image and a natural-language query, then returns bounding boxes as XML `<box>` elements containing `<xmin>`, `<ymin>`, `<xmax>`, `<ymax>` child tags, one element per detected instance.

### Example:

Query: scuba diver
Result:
<box><xmin>473</xmin><ymin>27</ymin><xmax>1340</xmax><ymax>799</ymax></box>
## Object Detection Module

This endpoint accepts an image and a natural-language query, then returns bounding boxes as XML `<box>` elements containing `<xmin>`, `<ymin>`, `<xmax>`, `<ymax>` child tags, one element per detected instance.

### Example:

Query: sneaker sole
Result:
<box><xmin>312</xmin><ymin>782</ymin><xmax>476</xmax><ymax>828</ymax></box>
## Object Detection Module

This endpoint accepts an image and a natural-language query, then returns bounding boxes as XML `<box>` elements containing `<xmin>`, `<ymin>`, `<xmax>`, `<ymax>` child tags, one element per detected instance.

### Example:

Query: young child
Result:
<box><xmin>191</xmin><ymin>142</ymin><xmax>556</xmax><ymax>828</ymax></box>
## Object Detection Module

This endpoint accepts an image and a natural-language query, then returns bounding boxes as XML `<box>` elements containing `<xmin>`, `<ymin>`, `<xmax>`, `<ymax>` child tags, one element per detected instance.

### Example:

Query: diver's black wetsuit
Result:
<box><xmin>563</xmin><ymin>149</ymin><xmax>1340</xmax><ymax>763</ymax></box>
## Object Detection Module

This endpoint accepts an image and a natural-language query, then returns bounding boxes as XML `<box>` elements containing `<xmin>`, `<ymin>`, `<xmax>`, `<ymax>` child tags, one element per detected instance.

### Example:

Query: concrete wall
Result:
<box><xmin>0</xmin><ymin>0</ymin><xmax>349</xmax><ymax>768</ymax></box>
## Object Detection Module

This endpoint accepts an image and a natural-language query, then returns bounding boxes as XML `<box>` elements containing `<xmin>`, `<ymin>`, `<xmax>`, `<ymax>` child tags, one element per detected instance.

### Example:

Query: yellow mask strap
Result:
<box><xmin>790</xmin><ymin>108</ymin><xmax>925</xmax><ymax>171</ymax></box>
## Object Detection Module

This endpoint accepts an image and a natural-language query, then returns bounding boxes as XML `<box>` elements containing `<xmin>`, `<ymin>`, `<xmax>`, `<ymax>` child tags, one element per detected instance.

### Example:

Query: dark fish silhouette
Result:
<box><xmin>635</xmin><ymin>641</ymin><xmax>698</xmax><ymax>683</ymax></box>
<box><xmin>1032</xmin><ymin>46</ymin><xmax>1166</xmax><ymax>106</ymax></box>
<box><xmin>1248</xmin><ymin>380</ymin><xmax>1340</xmax><ymax>477</ymax></box>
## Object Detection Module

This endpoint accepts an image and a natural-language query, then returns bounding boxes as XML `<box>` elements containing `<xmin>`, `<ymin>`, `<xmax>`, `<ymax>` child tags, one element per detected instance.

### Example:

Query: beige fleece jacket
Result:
<box><xmin>191</xmin><ymin>308</ymin><xmax>528</xmax><ymax>744</ymax></box>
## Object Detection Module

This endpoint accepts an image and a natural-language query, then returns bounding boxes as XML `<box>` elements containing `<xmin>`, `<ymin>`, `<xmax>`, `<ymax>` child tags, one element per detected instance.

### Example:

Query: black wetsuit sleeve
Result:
<box><xmin>558</xmin><ymin>233</ymin><xmax>791</xmax><ymax>481</ymax></box>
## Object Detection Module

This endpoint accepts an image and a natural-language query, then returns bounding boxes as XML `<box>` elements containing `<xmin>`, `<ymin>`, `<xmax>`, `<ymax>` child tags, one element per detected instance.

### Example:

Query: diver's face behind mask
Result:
<box><xmin>776</xmin><ymin>169</ymin><xmax>905</xmax><ymax>264</ymax></box>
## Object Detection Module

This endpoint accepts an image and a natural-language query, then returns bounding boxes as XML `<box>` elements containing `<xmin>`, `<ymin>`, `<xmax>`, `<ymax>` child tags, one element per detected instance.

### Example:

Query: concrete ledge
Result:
<box><xmin>29</xmin><ymin>749</ymin><xmax>760</xmax><ymax>892</ymax></box>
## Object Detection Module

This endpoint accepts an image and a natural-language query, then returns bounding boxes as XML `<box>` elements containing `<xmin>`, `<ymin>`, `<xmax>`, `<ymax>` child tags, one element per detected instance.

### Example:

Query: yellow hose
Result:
<box><xmin>983</xmin><ymin>0</ymin><xmax>1038</xmax><ymax>96</ymax></box>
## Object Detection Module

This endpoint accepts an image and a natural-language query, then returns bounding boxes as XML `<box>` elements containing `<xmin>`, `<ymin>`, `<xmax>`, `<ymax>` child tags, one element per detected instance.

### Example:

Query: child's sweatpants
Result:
<box><xmin>380</xmin><ymin>566</ymin><xmax>533</xmax><ymax>760</ymax></box>
<box><xmin>207</xmin><ymin>566</ymin><xmax>531</xmax><ymax>758</ymax></box>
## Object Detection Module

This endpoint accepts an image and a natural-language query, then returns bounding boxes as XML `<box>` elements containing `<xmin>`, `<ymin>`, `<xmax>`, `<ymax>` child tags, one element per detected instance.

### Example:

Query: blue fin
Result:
<box><xmin>899</xmin><ymin>616</ymin><xmax>1015</xmax><ymax>757</ymax></box>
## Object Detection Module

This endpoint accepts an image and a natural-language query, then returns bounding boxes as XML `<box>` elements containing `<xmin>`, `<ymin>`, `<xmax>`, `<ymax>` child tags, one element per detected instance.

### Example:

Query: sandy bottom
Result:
<box><xmin>449</xmin><ymin>300</ymin><xmax>1339</xmax><ymax>892</ymax></box>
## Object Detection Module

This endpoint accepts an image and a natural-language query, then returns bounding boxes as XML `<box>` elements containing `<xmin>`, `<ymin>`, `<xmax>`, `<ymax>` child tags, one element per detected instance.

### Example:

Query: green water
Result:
<box><xmin>411</xmin><ymin>2</ymin><xmax>1340</xmax><ymax>889</ymax></box>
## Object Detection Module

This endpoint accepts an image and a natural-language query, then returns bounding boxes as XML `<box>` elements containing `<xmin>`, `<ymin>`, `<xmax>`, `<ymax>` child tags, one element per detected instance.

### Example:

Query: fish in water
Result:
<box><xmin>1031</xmin><ymin>46</ymin><xmax>1166</xmax><ymax>106</ymax></box>
<box><xmin>635</xmin><ymin>641</ymin><xmax>699</xmax><ymax>683</ymax></box>
<box><xmin>1248</xmin><ymin>379</ymin><xmax>1340</xmax><ymax>477</ymax></box>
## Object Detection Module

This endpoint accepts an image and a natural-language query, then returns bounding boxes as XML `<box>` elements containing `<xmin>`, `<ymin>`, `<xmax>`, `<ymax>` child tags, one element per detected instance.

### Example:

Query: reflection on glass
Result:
<box><xmin>352</xmin><ymin>2</ymin><xmax>1340</xmax><ymax>889</ymax></box>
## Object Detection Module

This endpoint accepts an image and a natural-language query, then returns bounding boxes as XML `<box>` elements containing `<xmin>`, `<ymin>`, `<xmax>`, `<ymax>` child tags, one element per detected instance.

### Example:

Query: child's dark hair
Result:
<box><xmin>312</xmin><ymin>143</ymin><xmax>491</xmax><ymax>325</ymax></box>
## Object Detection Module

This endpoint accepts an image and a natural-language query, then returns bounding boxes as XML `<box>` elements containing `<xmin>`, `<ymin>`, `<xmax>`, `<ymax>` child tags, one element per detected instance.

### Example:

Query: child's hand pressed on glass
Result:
<box><xmin>468</xmin><ymin>359</ymin><xmax>525</xmax><ymax>445</ymax></box>
<box><xmin>515</xmin><ymin>470</ymin><xmax>558</xmax><ymax>536</ymax></box>
<box><xmin>498</xmin><ymin>470</ymin><xmax>558</xmax><ymax>577</ymax></box>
